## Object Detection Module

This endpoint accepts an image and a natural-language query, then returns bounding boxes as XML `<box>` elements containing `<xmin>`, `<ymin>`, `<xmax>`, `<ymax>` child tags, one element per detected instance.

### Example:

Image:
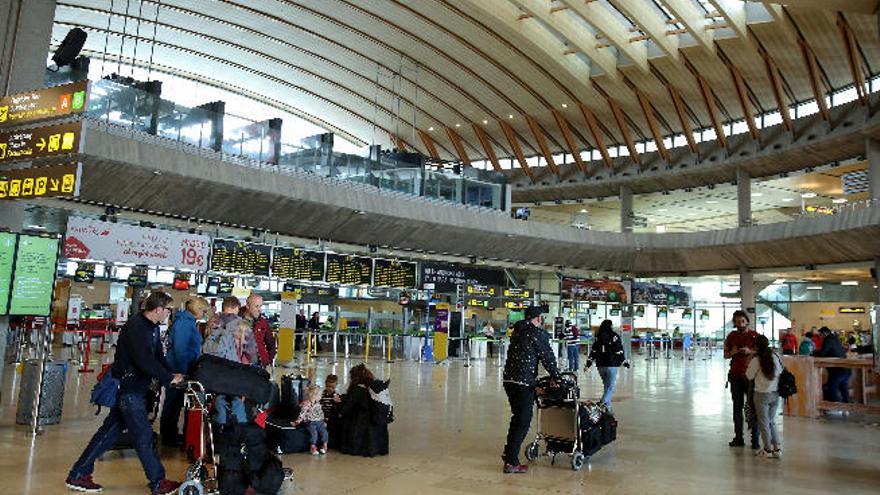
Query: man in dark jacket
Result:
<box><xmin>815</xmin><ymin>327</ymin><xmax>851</xmax><ymax>403</ymax></box>
<box><xmin>501</xmin><ymin>306</ymin><xmax>561</xmax><ymax>474</ymax></box>
<box><xmin>67</xmin><ymin>291</ymin><xmax>184</xmax><ymax>495</ymax></box>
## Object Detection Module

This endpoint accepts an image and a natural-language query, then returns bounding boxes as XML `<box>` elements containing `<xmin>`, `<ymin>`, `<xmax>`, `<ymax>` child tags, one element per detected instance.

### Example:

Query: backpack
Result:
<box><xmin>778</xmin><ymin>368</ymin><xmax>797</xmax><ymax>399</ymax></box>
<box><xmin>368</xmin><ymin>379</ymin><xmax>394</xmax><ymax>426</ymax></box>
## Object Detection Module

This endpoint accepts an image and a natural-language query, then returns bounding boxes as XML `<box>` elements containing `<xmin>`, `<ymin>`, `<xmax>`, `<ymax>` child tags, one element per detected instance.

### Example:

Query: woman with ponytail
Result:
<box><xmin>746</xmin><ymin>335</ymin><xmax>783</xmax><ymax>459</ymax></box>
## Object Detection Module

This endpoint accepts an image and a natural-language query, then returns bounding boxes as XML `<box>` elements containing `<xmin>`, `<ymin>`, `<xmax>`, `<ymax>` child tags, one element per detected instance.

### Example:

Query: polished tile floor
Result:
<box><xmin>1</xmin><ymin>347</ymin><xmax>879</xmax><ymax>494</ymax></box>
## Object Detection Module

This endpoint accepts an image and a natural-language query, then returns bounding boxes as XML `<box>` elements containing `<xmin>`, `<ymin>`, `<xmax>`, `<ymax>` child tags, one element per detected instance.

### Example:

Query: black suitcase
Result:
<box><xmin>265</xmin><ymin>415</ymin><xmax>311</xmax><ymax>454</ymax></box>
<box><xmin>599</xmin><ymin>414</ymin><xmax>617</xmax><ymax>445</ymax></box>
<box><xmin>191</xmin><ymin>354</ymin><xmax>272</xmax><ymax>404</ymax></box>
<box><xmin>278</xmin><ymin>374</ymin><xmax>309</xmax><ymax>416</ymax></box>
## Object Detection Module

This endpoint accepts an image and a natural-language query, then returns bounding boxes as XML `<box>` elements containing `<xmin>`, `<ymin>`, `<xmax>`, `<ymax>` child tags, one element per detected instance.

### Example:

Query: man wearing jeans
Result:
<box><xmin>501</xmin><ymin>306</ymin><xmax>561</xmax><ymax>474</ymax></box>
<box><xmin>66</xmin><ymin>292</ymin><xmax>184</xmax><ymax>494</ymax></box>
<box><xmin>724</xmin><ymin>310</ymin><xmax>759</xmax><ymax>449</ymax></box>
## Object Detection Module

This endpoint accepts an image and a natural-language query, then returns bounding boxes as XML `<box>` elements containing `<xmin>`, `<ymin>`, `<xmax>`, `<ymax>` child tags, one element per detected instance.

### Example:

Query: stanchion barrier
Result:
<box><xmin>364</xmin><ymin>333</ymin><xmax>371</xmax><ymax>362</ymax></box>
<box><xmin>386</xmin><ymin>334</ymin><xmax>393</xmax><ymax>363</ymax></box>
<box><xmin>305</xmin><ymin>331</ymin><xmax>313</xmax><ymax>367</ymax></box>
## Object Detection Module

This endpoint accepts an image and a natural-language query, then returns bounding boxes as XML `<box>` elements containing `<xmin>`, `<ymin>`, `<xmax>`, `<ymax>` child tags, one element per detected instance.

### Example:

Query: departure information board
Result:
<box><xmin>211</xmin><ymin>240</ymin><xmax>271</xmax><ymax>276</ymax></box>
<box><xmin>325</xmin><ymin>253</ymin><xmax>372</xmax><ymax>285</ymax></box>
<box><xmin>271</xmin><ymin>247</ymin><xmax>324</xmax><ymax>281</ymax></box>
<box><xmin>0</xmin><ymin>233</ymin><xmax>15</xmax><ymax>314</ymax></box>
<box><xmin>9</xmin><ymin>235</ymin><xmax>58</xmax><ymax>316</ymax></box>
<box><xmin>372</xmin><ymin>259</ymin><xmax>416</xmax><ymax>288</ymax></box>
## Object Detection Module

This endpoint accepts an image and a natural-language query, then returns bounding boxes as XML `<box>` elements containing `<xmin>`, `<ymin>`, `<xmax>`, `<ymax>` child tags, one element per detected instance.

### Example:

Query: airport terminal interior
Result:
<box><xmin>0</xmin><ymin>0</ymin><xmax>879</xmax><ymax>494</ymax></box>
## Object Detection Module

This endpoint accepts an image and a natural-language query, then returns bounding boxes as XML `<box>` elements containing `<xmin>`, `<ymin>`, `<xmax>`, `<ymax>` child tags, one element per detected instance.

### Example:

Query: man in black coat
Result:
<box><xmin>67</xmin><ymin>292</ymin><xmax>184</xmax><ymax>495</ymax></box>
<box><xmin>501</xmin><ymin>306</ymin><xmax>561</xmax><ymax>474</ymax></box>
<box><xmin>815</xmin><ymin>327</ymin><xmax>851</xmax><ymax>403</ymax></box>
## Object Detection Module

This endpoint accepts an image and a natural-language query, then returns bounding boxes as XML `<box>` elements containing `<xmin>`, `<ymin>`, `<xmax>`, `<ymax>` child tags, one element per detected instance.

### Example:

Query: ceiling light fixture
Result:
<box><xmin>832</xmin><ymin>198</ymin><xmax>848</xmax><ymax>204</ymax></box>
<box><xmin>801</xmin><ymin>192</ymin><xmax>817</xmax><ymax>198</ymax></box>
<box><xmin>482</xmin><ymin>119</ymin><xmax>488</xmax><ymax>125</ymax></box>
<box><xmin>455</xmin><ymin>123</ymin><xmax>460</xmax><ymax>128</ymax></box>
<box><xmin>508</xmin><ymin>114</ymin><xmax>514</xmax><ymax>119</ymax></box>
<box><xmin>561</xmin><ymin>103</ymin><xmax>568</xmax><ymax>108</ymax></box>
<box><xmin>579</xmin><ymin>209</ymin><xmax>587</xmax><ymax>213</ymax></box>
<box><xmin>781</xmin><ymin>198</ymin><xmax>795</xmax><ymax>202</ymax></box>
<box><xmin>657</xmin><ymin>208</ymin><xmax>668</xmax><ymax>212</ymax></box>
<box><xmin>840</xmin><ymin>281</ymin><xmax>859</xmax><ymax>286</ymax></box>
<box><xmin>751</xmin><ymin>192</ymin><xmax>763</xmax><ymax>197</ymax></box>
<box><xmin>806</xmin><ymin>286</ymin><xmax>823</xmax><ymax>290</ymax></box>
<box><xmin>706</xmin><ymin>200</ymin><xmax>719</xmax><ymax>204</ymax></box>
<box><xmin>428</xmin><ymin>127</ymin><xmax>434</xmax><ymax>131</ymax></box>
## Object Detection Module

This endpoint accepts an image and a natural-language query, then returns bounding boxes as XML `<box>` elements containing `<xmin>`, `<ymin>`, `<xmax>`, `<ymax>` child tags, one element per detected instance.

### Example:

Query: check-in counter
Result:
<box><xmin>782</xmin><ymin>355</ymin><xmax>878</xmax><ymax>418</ymax></box>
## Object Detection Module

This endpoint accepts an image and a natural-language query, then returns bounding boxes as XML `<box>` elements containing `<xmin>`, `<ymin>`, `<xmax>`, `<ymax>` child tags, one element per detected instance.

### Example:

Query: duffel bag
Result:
<box><xmin>191</xmin><ymin>354</ymin><xmax>272</xmax><ymax>404</ymax></box>
<box><xmin>599</xmin><ymin>414</ymin><xmax>617</xmax><ymax>445</ymax></box>
<box><xmin>265</xmin><ymin>415</ymin><xmax>311</xmax><ymax>454</ymax></box>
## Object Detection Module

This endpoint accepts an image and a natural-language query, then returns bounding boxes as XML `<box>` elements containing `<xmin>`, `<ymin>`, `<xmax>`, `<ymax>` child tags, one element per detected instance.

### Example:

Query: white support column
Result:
<box><xmin>867</xmin><ymin>138</ymin><xmax>880</xmax><ymax>201</ymax></box>
<box><xmin>737</xmin><ymin>168</ymin><xmax>751</xmax><ymax>227</ymax></box>
<box><xmin>620</xmin><ymin>185</ymin><xmax>633</xmax><ymax>233</ymax></box>
<box><xmin>739</xmin><ymin>266</ymin><xmax>755</xmax><ymax>323</ymax></box>
<box><xmin>0</xmin><ymin>0</ymin><xmax>57</xmax><ymax>95</ymax></box>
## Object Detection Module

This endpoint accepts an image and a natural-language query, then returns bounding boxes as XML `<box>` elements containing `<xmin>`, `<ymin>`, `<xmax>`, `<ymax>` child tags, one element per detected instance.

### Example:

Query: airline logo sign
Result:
<box><xmin>0</xmin><ymin>80</ymin><xmax>88</xmax><ymax>127</ymax></box>
<box><xmin>0</xmin><ymin>162</ymin><xmax>81</xmax><ymax>200</ymax></box>
<box><xmin>0</xmin><ymin>121</ymin><xmax>82</xmax><ymax>163</ymax></box>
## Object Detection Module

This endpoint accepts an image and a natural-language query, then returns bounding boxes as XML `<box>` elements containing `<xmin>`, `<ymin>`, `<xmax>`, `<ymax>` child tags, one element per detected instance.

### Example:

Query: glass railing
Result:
<box><xmin>80</xmin><ymin>78</ymin><xmax>506</xmax><ymax>210</ymax></box>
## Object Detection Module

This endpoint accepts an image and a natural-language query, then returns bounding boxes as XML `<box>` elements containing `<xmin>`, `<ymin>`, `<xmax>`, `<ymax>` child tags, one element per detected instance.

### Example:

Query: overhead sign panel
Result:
<box><xmin>0</xmin><ymin>121</ymin><xmax>83</xmax><ymax>163</ymax></box>
<box><xmin>9</xmin><ymin>235</ymin><xmax>59</xmax><ymax>316</ymax></box>
<box><xmin>63</xmin><ymin>216</ymin><xmax>211</xmax><ymax>271</ymax></box>
<box><xmin>325</xmin><ymin>253</ymin><xmax>372</xmax><ymax>286</ymax></box>
<box><xmin>0</xmin><ymin>80</ymin><xmax>89</xmax><ymax>127</ymax></box>
<box><xmin>561</xmin><ymin>277</ymin><xmax>631</xmax><ymax>303</ymax></box>
<box><xmin>0</xmin><ymin>162</ymin><xmax>81</xmax><ymax>200</ymax></box>
<box><xmin>271</xmin><ymin>247</ymin><xmax>324</xmax><ymax>281</ymax></box>
<box><xmin>210</xmin><ymin>240</ymin><xmax>271</xmax><ymax>276</ymax></box>
<box><xmin>420</xmin><ymin>262</ymin><xmax>505</xmax><ymax>292</ymax></box>
<box><xmin>373</xmin><ymin>258</ymin><xmax>416</xmax><ymax>289</ymax></box>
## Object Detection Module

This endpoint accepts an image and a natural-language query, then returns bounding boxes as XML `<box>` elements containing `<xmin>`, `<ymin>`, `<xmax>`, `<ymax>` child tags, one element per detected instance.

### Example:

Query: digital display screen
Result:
<box><xmin>74</xmin><ymin>262</ymin><xmax>95</xmax><ymax>283</ymax></box>
<box><xmin>9</xmin><ymin>235</ymin><xmax>58</xmax><ymax>315</ymax></box>
<box><xmin>271</xmin><ymin>247</ymin><xmax>324</xmax><ymax>281</ymax></box>
<box><xmin>372</xmin><ymin>259</ymin><xmax>416</xmax><ymax>289</ymax></box>
<box><xmin>325</xmin><ymin>253</ymin><xmax>372</xmax><ymax>285</ymax></box>
<box><xmin>0</xmin><ymin>233</ymin><xmax>15</xmax><ymax>314</ymax></box>
<box><xmin>128</xmin><ymin>265</ymin><xmax>148</xmax><ymax>287</ymax></box>
<box><xmin>211</xmin><ymin>240</ymin><xmax>271</xmax><ymax>276</ymax></box>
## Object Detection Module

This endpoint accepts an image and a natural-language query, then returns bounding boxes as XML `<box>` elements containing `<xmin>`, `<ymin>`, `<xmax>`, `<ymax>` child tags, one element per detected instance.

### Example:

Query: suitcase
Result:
<box><xmin>191</xmin><ymin>354</ymin><xmax>272</xmax><ymax>404</ymax></box>
<box><xmin>278</xmin><ymin>374</ymin><xmax>309</xmax><ymax>417</ymax></box>
<box><xmin>599</xmin><ymin>414</ymin><xmax>617</xmax><ymax>445</ymax></box>
<box><xmin>265</xmin><ymin>415</ymin><xmax>311</xmax><ymax>454</ymax></box>
<box><xmin>184</xmin><ymin>403</ymin><xmax>206</xmax><ymax>462</ymax></box>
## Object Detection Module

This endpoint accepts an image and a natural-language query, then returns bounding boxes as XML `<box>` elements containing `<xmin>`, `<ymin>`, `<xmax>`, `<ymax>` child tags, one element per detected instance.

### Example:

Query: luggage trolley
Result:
<box><xmin>179</xmin><ymin>381</ymin><xmax>218</xmax><ymax>495</ymax></box>
<box><xmin>524</xmin><ymin>372</ymin><xmax>588</xmax><ymax>471</ymax></box>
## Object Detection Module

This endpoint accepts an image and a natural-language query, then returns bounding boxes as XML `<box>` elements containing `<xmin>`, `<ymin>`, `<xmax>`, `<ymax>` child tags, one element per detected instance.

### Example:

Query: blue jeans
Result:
<box><xmin>824</xmin><ymin>368</ymin><xmax>852</xmax><ymax>403</ymax></box>
<box><xmin>215</xmin><ymin>395</ymin><xmax>247</xmax><ymax>425</ymax></box>
<box><xmin>69</xmin><ymin>392</ymin><xmax>165</xmax><ymax>490</ymax></box>
<box><xmin>566</xmin><ymin>345</ymin><xmax>579</xmax><ymax>371</ymax></box>
<box><xmin>598</xmin><ymin>367</ymin><xmax>619</xmax><ymax>408</ymax></box>
<box><xmin>306</xmin><ymin>421</ymin><xmax>328</xmax><ymax>447</ymax></box>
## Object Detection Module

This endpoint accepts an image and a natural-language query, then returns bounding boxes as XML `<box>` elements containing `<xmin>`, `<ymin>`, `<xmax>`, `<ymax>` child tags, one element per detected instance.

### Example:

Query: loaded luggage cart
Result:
<box><xmin>179</xmin><ymin>381</ymin><xmax>218</xmax><ymax>495</ymax></box>
<box><xmin>525</xmin><ymin>372</ymin><xmax>618</xmax><ymax>471</ymax></box>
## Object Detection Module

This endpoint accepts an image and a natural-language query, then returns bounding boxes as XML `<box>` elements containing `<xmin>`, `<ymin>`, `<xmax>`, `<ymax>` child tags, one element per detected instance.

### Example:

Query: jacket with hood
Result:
<box><xmin>587</xmin><ymin>328</ymin><xmax>626</xmax><ymax>368</ymax></box>
<box><xmin>166</xmin><ymin>310</ymin><xmax>202</xmax><ymax>373</ymax></box>
<box><xmin>502</xmin><ymin>319</ymin><xmax>561</xmax><ymax>387</ymax></box>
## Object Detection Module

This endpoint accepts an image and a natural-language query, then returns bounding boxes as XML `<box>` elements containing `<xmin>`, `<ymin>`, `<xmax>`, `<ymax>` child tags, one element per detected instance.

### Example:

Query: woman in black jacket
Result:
<box><xmin>586</xmin><ymin>320</ymin><xmax>629</xmax><ymax>411</ymax></box>
<box><xmin>339</xmin><ymin>364</ymin><xmax>389</xmax><ymax>457</ymax></box>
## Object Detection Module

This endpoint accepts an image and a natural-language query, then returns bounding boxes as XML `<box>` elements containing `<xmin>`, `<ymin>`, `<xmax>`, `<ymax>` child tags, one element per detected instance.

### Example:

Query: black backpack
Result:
<box><xmin>778</xmin><ymin>368</ymin><xmax>797</xmax><ymax>399</ymax></box>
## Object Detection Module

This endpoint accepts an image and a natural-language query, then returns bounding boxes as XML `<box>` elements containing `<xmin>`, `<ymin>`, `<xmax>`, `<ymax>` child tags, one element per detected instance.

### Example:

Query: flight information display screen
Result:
<box><xmin>271</xmin><ymin>247</ymin><xmax>324</xmax><ymax>281</ymax></box>
<box><xmin>211</xmin><ymin>240</ymin><xmax>271</xmax><ymax>276</ymax></box>
<box><xmin>373</xmin><ymin>259</ymin><xmax>416</xmax><ymax>289</ymax></box>
<box><xmin>325</xmin><ymin>253</ymin><xmax>372</xmax><ymax>286</ymax></box>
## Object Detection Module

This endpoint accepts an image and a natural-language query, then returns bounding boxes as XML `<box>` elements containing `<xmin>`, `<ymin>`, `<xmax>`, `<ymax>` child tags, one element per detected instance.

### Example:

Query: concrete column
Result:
<box><xmin>867</xmin><ymin>138</ymin><xmax>880</xmax><ymax>201</ymax></box>
<box><xmin>0</xmin><ymin>0</ymin><xmax>57</xmax><ymax>95</ymax></box>
<box><xmin>737</xmin><ymin>168</ymin><xmax>751</xmax><ymax>227</ymax></box>
<box><xmin>620</xmin><ymin>185</ymin><xmax>633</xmax><ymax>233</ymax></box>
<box><xmin>873</xmin><ymin>258</ymin><xmax>880</xmax><ymax>369</ymax></box>
<box><xmin>739</xmin><ymin>266</ymin><xmax>755</xmax><ymax>323</ymax></box>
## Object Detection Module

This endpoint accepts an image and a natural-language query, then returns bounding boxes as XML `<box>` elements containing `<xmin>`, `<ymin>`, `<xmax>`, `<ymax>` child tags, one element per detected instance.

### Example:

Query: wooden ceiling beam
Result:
<box><xmin>509</xmin><ymin>0</ymin><xmax>619</xmax><ymax>79</ymax></box>
<box><xmin>634</xmin><ymin>89</ymin><xmax>670</xmax><ymax>162</ymax></box>
<box><xmin>524</xmin><ymin>114</ymin><xmax>559</xmax><ymax>175</ymax></box>
<box><xmin>578</xmin><ymin>103</ymin><xmax>613</xmax><ymax>169</ymax></box>
<box><xmin>658</xmin><ymin>0</ymin><xmax>715</xmax><ymax>54</ymax></box>
<box><xmin>759</xmin><ymin>48</ymin><xmax>794</xmax><ymax>132</ymax></box>
<box><xmin>762</xmin><ymin>0</ymin><xmax>879</xmax><ymax>15</ymax></box>
<box><xmin>551</xmin><ymin>110</ymin><xmax>588</xmax><ymax>174</ymax></box>
<box><xmin>797</xmin><ymin>39</ymin><xmax>831</xmax><ymax>122</ymax></box>
<box><xmin>605</xmin><ymin>96</ymin><xmax>641</xmax><ymax>166</ymax></box>
<box><xmin>418</xmin><ymin>129</ymin><xmax>440</xmax><ymax>159</ymax></box>
<box><xmin>666</xmin><ymin>84</ymin><xmax>699</xmax><ymax>154</ymax></box>
<box><xmin>499</xmin><ymin>119</ymin><xmax>534</xmax><ymax>181</ymax></box>
<box><xmin>836</xmin><ymin>13</ymin><xmax>869</xmax><ymax>106</ymax></box>
<box><xmin>608</xmin><ymin>0</ymin><xmax>680</xmax><ymax>63</ymax></box>
<box><xmin>471</xmin><ymin>123</ymin><xmax>503</xmax><ymax>172</ymax></box>
<box><xmin>389</xmin><ymin>133</ymin><xmax>409</xmax><ymax>152</ymax></box>
<box><xmin>558</xmin><ymin>0</ymin><xmax>649</xmax><ymax>74</ymax></box>
<box><xmin>695</xmin><ymin>74</ymin><xmax>728</xmax><ymax>148</ymax></box>
<box><xmin>726</xmin><ymin>64</ymin><xmax>760</xmax><ymax>141</ymax></box>
<box><xmin>444</xmin><ymin>126</ymin><xmax>472</xmax><ymax>166</ymax></box>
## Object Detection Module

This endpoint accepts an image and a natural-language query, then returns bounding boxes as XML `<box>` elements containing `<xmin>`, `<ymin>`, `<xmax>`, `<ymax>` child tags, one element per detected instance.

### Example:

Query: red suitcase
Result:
<box><xmin>184</xmin><ymin>402</ymin><xmax>206</xmax><ymax>462</ymax></box>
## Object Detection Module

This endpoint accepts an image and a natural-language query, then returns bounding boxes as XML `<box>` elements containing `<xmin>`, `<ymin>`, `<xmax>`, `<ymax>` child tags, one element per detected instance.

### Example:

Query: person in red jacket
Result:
<box><xmin>780</xmin><ymin>329</ymin><xmax>798</xmax><ymax>355</ymax></box>
<box><xmin>242</xmin><ymin>294</ymin><xmax>276</xmax><ymax>368</ymax></box>
<box><xmin>724</xmin><ymin>310</ymin><xmax>759</xmax><ymax>449</ymax></box>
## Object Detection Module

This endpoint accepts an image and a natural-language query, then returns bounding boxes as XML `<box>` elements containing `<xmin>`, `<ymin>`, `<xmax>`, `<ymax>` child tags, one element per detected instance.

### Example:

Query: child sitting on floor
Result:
<box><xmin>292</xmin><ymin>386</ymin><xmax>328</xmax><ymax>455</ymax></box>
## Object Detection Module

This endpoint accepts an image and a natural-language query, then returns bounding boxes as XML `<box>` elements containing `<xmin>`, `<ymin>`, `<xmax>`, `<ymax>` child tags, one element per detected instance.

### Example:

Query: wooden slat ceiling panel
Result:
<box><xmin>790</xmin><ymin>9</ymin><xmax>854</xmax><ymax>90</ymax></box>
<box><xmin>750</xmin><ymin>22</ymin><xmax>814</xmax><ymax>103</ymax></box>
<box><xmin>845</xmin><ymin>12</ymin><xmax>880</xmax><ymax>74</ymax></box>
<box><xmin>649</xmin><ymin>57</ymin><xmax>709</xmax><ymax>131</ymax></box>
<box><xmin>715</xmin><ymin>38</ymin><xmax>777</xmax><ymax>113</ymax></box>
<box><xmin>624</xmin><ymin>67</ymin><xmax>679</xmax><ymax>135</ymax></box>
<box><xmin>684</xmin><ymin>47</ymin><xmax>742</xmax><ymax>123</ymax></box>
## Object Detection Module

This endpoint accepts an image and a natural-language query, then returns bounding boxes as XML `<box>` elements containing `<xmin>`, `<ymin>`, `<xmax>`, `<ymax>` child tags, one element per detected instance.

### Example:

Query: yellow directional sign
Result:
<box><xmin>0</xmin><ymin>121</ymin><xmax>82</xmax><ymax>163</ymax></box>
<box><xmin>0</xmin><ymin>162</ymin><xmax>81</xmax><ymax>200</ymax></box>
<box><xmin>0</xmin><ymin>80</ymin><xmax>89</xmax><ymax>127</ymax></box>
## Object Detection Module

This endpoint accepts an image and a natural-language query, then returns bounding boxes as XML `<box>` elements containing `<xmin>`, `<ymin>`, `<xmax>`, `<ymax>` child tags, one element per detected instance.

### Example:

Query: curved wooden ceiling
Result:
<box><xmin>52</xmin><ymin>0</ymin><xmax>879</xmax><ymax>175</ymax></box>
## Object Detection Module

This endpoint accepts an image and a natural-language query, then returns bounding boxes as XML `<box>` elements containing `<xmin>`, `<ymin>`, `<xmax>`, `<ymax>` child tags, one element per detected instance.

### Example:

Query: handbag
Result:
<box><xmin>90</xmin><ymin>367</ymin><xmax>121</xmax><ymax>414</ymax></box>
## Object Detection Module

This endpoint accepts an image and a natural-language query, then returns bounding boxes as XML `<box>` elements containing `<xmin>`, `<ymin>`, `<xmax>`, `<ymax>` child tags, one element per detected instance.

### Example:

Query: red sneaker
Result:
<box><xmin>503</xmin><ymin>463</ymin><xmax>528</xmax><ymax>474</ymax></box>
<box><xmin>65</xmin><ymin>475</ymin><xmax>103</xmax><ymax>493</ymax></box>
<box><xmin>152</xmin><ymin>479</ymin><xmax>181</xmax><ymax>495</ymax></box>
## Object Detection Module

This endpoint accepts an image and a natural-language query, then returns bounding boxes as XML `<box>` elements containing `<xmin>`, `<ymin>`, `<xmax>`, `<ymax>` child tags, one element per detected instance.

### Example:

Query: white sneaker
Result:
<box><xmin>755</xmin><ymin>449</ymin><xmax>771</xmax><ymax>458</ymax></box>
<box><xmin>770</xmin><ymin>448</ymin><xmax>782</xmax><ymax>459</ymax></box>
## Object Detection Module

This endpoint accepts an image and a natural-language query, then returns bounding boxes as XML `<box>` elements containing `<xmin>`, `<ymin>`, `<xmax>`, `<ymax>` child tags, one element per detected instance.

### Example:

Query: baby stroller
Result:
<box><xmin>525</xmin><ymin>372</ymin><xmax>587</xmax><ymax>471</ymax></box>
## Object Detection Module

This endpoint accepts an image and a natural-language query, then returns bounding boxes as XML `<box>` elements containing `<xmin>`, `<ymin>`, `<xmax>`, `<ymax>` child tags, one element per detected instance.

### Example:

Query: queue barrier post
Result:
<box><xmin>386</xmin><ymin>333</ymin><xmax>393</xmax><ymax>363</ymax></box>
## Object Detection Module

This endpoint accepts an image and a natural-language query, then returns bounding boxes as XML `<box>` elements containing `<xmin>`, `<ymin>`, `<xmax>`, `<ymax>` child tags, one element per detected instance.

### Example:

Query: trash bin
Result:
<box><xmin>17</xmin><ymin>359</ymin><xmax>68</xmax><ymax>426</ymax></box>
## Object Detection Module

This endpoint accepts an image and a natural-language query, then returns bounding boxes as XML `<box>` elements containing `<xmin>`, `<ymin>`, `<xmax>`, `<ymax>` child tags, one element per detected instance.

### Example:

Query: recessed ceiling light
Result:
<box><xmin>706</xmin><ymin>200</ymin><xmax>719</xmax><ymax>204</ymax></box>
<box><xmin>806</xmin><ymin>286</ymin><xmax>823</xmax><ymax>290</ymax></box>
<box><xmin>657</xmin><ymin>208</ymin><xmax>668</xmax><ymax>212</ymax></box>
<box><xmin>781</xmin><ymin>198</ymin><xmax>795</xmax><ymax>202</ymax></box>
<box><xmin>508</xmin><ymin>114</ymin><xmax>514</xmax><ymax>119</ymax></box>
<box><xmin>579</xmin><ymin>209</ymin><xmax>587</xmax><ymax>213</ymax></box>
<box><xmin>832</xmin><ymin>198</ymin><xmax>848</xmax><ymax>204</ymax></box>
<box><xmin>801</xmin><ymin>192</ymin><xmax>817</xmax><ymax>198</ymax></box>
<box><xmin>841</xmin><ymin>281</ymin><xmax>859</xmax><ymax>286</ymax></box>
<box><xmin>751</xmin><ymin>192</ymin><xmax>763</xmax><ymax>197</ymax></box>
<box><xmin>561</xmin><ymin>103</ymin><xmax>568</xmax><ymax>108</ymax></box>
<box><xmin>687</xmin><ymin>213</ymin><xmax>696</xmax><ymax>216</ymax></box>
<box><xmin>455</xmin><ymin>123</ymin><xmax>460</xmax><ymax>128</ymax></box>
<box><xmin>428</xmin><ymin>127</ymin><xmax>434</xmax><ymax>131</ymax></box>
<box><xmin>482</xmin><ymin>119</ymin><xmax>488</xmax><ymax>125</ymax></box>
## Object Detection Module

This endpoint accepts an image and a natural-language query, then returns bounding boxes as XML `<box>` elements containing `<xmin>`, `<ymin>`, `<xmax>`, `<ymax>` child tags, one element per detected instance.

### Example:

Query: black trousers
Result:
<box><xmin>729</xmin><ymin>374</ymin><xmax>758</xmax><ymax>441</ymax></box>
<box><xmin>503</xmin><ymin>383</ymin><xmax>535</xmax><ymax>465</ymax></box>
